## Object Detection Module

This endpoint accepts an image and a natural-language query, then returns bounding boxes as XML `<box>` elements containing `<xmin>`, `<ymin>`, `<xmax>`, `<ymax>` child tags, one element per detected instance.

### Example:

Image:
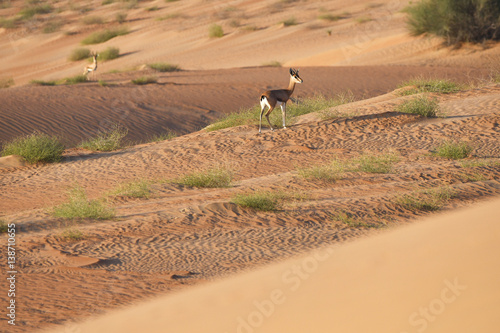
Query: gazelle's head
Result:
<box><xmin>289</xmin><ymin>68</ymin><xmax>303</xmax><ymax>83</ymax></box>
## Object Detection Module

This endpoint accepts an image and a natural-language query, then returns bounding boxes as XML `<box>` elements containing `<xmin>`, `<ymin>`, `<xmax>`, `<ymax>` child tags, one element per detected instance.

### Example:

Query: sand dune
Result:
<box><xmin>49</xmin><ymin>197</ymin><xmax>500</xmax><ymax>333</ymax></box>
<box><xmin>1</xmin><ymin>0</ymin><xmax>499</xmax><ymax>332</ymax></box>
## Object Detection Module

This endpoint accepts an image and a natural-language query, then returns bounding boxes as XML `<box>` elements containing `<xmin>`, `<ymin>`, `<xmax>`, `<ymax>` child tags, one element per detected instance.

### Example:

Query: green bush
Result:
<box><xmin>209</xmin><ymin>24</ymin><xmax>224</xmax><ymax>38</ymax></box>
<box><xmin>1</xmin><ymin>131</ymin><xmax>65</xmax><ymax>164</ymax></box>
<box><xmin>131</xmin><ymin>76</ymin><xmax>158</xmax><ymax>85</ymax></box>
<box><xmin>148</xmin><ymin>63</ymin><xmax>181</xmax><ymax>72</ymax></box>
<box><xmin>53</xmin><ymin>185</ymin><xmax>115</xmax><ymax>220</ymax></box>
<box><xmin>79</xmin><ymin>124</ymin><xmax>128</xmax><ymax>151</ymax></box>
<box><xmin>68</xmin><ymin>48</ymin><xmax>91</xmax><ymax>61</ymax></box>
<box><xmin>81</xmin><ymin>27</ymin><xmax>129</xmax><ymax>45</ymax></box>
<box><xmin>397</xmin><ymin>95</ymin><xmax>439</xmax><ymax>117</ymax></box>
<box><xmin>99</xmin><ymin>47</ymin><xmax>120</xmax><ymax>61</ymax></box>
<box><xmin>175</xmin><ymin>164</ymin><xmax>233</xmax><ymax>188</ymax></box>
<box><xmin>398</xmin><ymin>77</ymin><xmax>461</xmax><ymax>95</ymax></box>
<box><xmin>405</xmin><ymin>0</ymin><xmax>500</xmax><ymax>44</ymax></box>
<box><xmin>433</xmin><ymin>140</ymin><xmax>474</xmax><ymax>159</ymax></box>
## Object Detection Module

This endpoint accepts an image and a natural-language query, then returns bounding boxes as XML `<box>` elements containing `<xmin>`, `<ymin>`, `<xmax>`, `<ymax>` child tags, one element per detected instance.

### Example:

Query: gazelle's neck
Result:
<box><xmin>287</xmin><ymin>76</ymin><xmax>297</xmax><ymax>97</ymax></box>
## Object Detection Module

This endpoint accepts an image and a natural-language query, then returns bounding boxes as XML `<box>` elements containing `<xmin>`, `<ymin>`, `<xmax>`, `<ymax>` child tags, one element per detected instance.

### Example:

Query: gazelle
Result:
<box><xmin>83</xmin><ymin>52</ymin><xmax>98</xmax><ymax>80</ymax></box>
<box><xmin>259</xmin><ymin>68</ymin><xmax>303</xmax><ymax>133</ymax></box>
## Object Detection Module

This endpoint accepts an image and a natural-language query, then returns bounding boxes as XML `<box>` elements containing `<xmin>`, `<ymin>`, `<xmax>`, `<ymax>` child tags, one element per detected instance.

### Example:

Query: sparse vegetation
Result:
<box><xmin>398</xmin><ymin>77</ymin><xmax>461</xmax><ymax>95</ymax></box>
<box><xmin>19</xmin><ymin>3</ymin><xmax>53</xmax><ymax>19</ymax></box>
<box><xmin>174</xmin><ymin>164</ymin><xmax>233</xmax><ymax>188</ymax></box>
<box><xmin>42</xmin><ymin>20</ymin><xmax>63</xmax><ymax>33</ymax></box>
<box><xmin>148</xmin><ymin>63</ymin><xmax>181</xmax><ymax>72</ymax></box>
<box><xmin>109</xmin><ymin>179</ymin><xmax>153</xmax><ymax>199</ymax></box>
<box><xmin>333</xmin><ymin>211</ymin><xmax>385</xmax><ymax>228</ymax></box>
<box><xmin>53</xmin><ymin>185</ymin><xmax>115</xmax><ymax>220</ymax></box>
<box><xmin>405</xmin><ymin>0</ymin><xmax>500</xmax><ymax>45</ymax></box>
<box><xmin>261</xmin><ymin>61</ymin><xmax>282</xmax><ymax>67</ymax></box>
<box><xmin>397</xmin><ymin>95</ymin><xmax>440</xmax><ymax>117</ymax></box>
<box><xmin>131</xmin><ymin>76</ymin><xmax>158</xmax><ymax>85</ymax></box>
<box><xmin>82</xmin><ymin>16</ymin><xmax>106</xmax><ymax>25</ymax></box>
<box><xmin>396</xmin><ymin>186</ymin><xmax>455</xmax><ymax>211</ymax></box>
<box><xmin>0</xmin><ymin>77</ymin><xmax>14</xmax><ymax>89</ymax></box>
<box><xmin>460</xmin><ymin>158</ymin><xmax>500</xmax><ymax>168</ymax></box>
<box><xmin>209</xmin><ymin>24</ymin><xmax>224</xmax><ymax>38</ymax></box>
<box><xmin>99</xmin><ymin>47</ymin><xmax>120</xmax><ymax>61</ymax></box>
<box><xmin>1</xmin><ymin>131</ymin><xmax>65</xmax><ymax>164</ymax></box>
<box><xmin>281</xmin><ymin>17</ymin><xmax>297</xmax><ymax>26</ymax></box>
<box><xmin>64</xmin><ymin>74</ymin><xmax>88</xmax><ymax>85</ymax></box>
<box><xmin>115</xmin><ymin>12</ymin><xmax>127</xmax><ymax>24</ymax></box>
<box><xmin>318</xmin><ymin>13</ymin><xmax>342</xmax><ymax>21</ymax></box>
<box><xmin>232</xmin><ymin>190</ymin><xmax>305</xmax><ymax>211</ymax></box>
<box><xmin>79</xmin><ymin>124</ymin><xmax>129</xmax><ymax>151</ymax></box>
<box><xmin>0</xmin><ymin>220</ymin><xmax>8</xmax><ymax>233</ymax></box>
<box><xmin>81</xmin><ymin>27</ymin><xmax>129</xmax><ymax>45</ymax></box>
<box><xmin>206</xmin><ymin>94</ymin><xmax>354</xmax><ymax>132</ymax></box>
<box><xmin>0</xmin><ymin>17</ymin><xmax>17</xmax><ymax>29</ymax></box>
<box><xmin>59</xmin><ymin>228</ymin><xmax>86</xmax><ymax>241</ymax></box>
<box><xmin>356</xmin><ymin>16</ymin><xmax>372</xmax><ymax>24</ymax></box>
<box><xmin>298</xmin><ymin>152</ymin><xmax>400</xmax><ymax>182</ymax></box>
<box><xmin>433</xmin><ymin>140</ymin><xmax>473</xmax><ymax>159</ymax></box>
<box><xmin>145</xmin><ymin>131</ymin><xmax>177</xmax><ymax>142</ymax></box>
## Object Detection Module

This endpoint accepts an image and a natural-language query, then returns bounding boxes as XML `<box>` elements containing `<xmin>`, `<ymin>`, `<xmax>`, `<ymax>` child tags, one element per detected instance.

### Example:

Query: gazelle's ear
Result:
<box><xmin>289</xmin><ymin>68</ymin><xmax>293</xmax><ymax>75</ymax></box>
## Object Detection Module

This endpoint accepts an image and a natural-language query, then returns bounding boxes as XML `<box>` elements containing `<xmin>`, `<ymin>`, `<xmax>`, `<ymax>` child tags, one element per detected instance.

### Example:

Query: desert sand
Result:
<box><xmin>0</xmin><ymin>0</ymin><xmax>499</xmax><ymax>332</ymax></box>
<box><xmin>49</xmin><ymin>197</ymin><xmax>500</xmax><ymax>333</ymax></box>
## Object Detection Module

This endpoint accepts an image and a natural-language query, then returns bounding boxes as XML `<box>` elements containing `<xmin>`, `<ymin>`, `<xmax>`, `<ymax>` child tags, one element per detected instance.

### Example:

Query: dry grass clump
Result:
<box><xmin>108</xmin><ymin>179</ymin><xmax>154</xmax><ymax>199</ymax></box>
<box><xmin>209</xmin><ymin>24</ymin><xmax>224</xmax><ymax>38</ymax></box>
<box><xmin>174</xmin><ymin>164</ymin><xmax>234</xmax><ymax>188</ymax></box>
<box><xmin>148</xmin><ymin>63</ymin><xmax>181</xmax><ymax>72</ymax></box>
<box><xmin>53</xmin><ymin>185</ymin><xmax>115</xmax><ymax>220</ymax></box>
<box><xmin>131</xmin><ymin>76</ymin><xmax>158</xmax><ymax>85</ymax></box>
<box><xmin>232</xmin><ymin>190</ymin><xmax>305</xmax><ymax>211</ymax></box>
<box><xmin>396</xmin><ymin>187</ymin><xmax>455</xmax><ymax>211</ymax></box>
<box><xmin>398</xmin><ymin>77</ymin><xmax>461</xmax><ymax>95</ymax></box>
<box><xmin>99</xmin><ymin>47</ymin><xmax>120</xmax><ymax>61</ymax></box>
<box><xmin>397</xmin><ymin>95</ymin><xmax>440</xmax><ymax>117</ymax></box>
<box><xmin>79</xmin><ymin>124</ymin><xmax>128</xmax><ymax>151</ymax></box>
<box><xmin>81</xmin><ymin>27</ymin><xmax>129</xmax><ymax>45</ymax></box>
<box><xmin>0</xmin><ymin>77</ymin><xmax>14</xmax><ymax>88</ymax></box>
<box><xmin>69</xmin><ymin>48</ymin><xmax>92</xmax><ymax>61</ymax></box>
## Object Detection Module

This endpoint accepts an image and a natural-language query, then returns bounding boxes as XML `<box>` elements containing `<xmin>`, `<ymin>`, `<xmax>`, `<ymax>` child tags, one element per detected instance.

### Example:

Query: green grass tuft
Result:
<box><xmin>175</xmin><ymin>164</ymin><xmax>233</xmax><ymax>188</ymax></box>
<box><xmin>81</xmin><ymin>27</ymin><xmax>129</xmax><ymax>45</ymax></box>
<box><xmin>145</xmin><ymin>131</ymin><xmax>177</xmax><ymax>142</ymax></box>
<box><xmin>209</xmin><ymin>24</ymin><xmax>224</xmax><ymax>38</ymax></box>
<box><xmin>298</xmin><ymin>158</ymin><xmax>346</xmax><ymax>182</ymax></box>
<box><xmin>232</xmin><ymin>190</ymin><xmax>305</xmax><ymax>211</ymax></box>
<box><xmin>108</xmin><ymin>179</ymin><xmax>153</xmax><ymax>199</ymax></box>
<box><xmin>68</xmin><ymin>48</ymin><xmax>91</xmax><ymax>61</ymax></box>
<box><xmin>131</xmin><ymin>76</ymin><xmax>158</xmax><ymax>85</ymax></box>
<box><xmin>281</xmin><ymin>17</ymin><xmax>297</xmax><ymax>26</ymax></box>
<box><xmin>59</xmin><ymin>228</ymin><xmax>86</xmax><ymax>241</ymax></box>
<box><xmin>433</xmin><ymin>140</ymin><xmax>474</xmax><ymax>160</ymax></box>
<box><xmin>64</xmin><ymin>74</ymin><xmax>88</xmax><ymax>85</ymax></box>
<box><xmin>30</xmin><ymin>79</ymin><xmax>57</xmax><ymax>86</ymax></box>
<box><xmin>99</xmin><ymin>47</ymin><xmax>120</xmax><ymax>61</ymax></box>
<box><xmin>1</xmin><ymin>131</ymin><xmax>65</xmax><ymax>164</ymax></box>
<box><xmin>396</xmin><ymin>187</ymin><xmax>455</xmax><ymax>211</ymax></box>
<box><xmin>397</xmin><ymin>95</ymin><xmax>440</xmax><ymax>117</ymax></box>
<box><xmin>79</xmin><ymin>124</ymin><xmax>128</xmax><ymax>151</ymax></box>
<box><xmin>354</xmin><ymin>152</ymin><xmax>400</xmax><ymax>173</ymax></box>
<box><xmin>53</xmin><ymin>185</ymin><xmax>115</xmax><ymax>220</ymax></box>
<box><xmin>148</xmin><ymin>63</ymin><xmax>181</xmax><ymax>72</ymax></box>
<box><xmin>398</xmin><ymin>77</ymin><xmax>461</xmax><ymax>95</ymax></box>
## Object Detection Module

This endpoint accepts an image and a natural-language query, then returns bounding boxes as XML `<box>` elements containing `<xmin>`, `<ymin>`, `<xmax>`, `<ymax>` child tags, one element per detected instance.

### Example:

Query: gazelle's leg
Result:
<box><xmin>265</xmin><ymin>105</ymin><xmax>275</xmax><ymax>131</ymax></box>
<box><xmin>259</xmin><ymin>104</ymin><xmax>266</xmax><ymax>133</ymax></box>
<box><xmin>281</xmin><ymin>103</ymin><xmax>287</xmax><ymax>129</ymax></box>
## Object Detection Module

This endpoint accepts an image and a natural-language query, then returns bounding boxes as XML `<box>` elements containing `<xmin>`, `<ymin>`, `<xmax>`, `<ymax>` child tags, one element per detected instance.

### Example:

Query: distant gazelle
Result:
<box><xmin>259</xmin><ymin>68</ymin><xmax>303</xmax><ymax>133</ymax></box>
<box><xmin>83</xmin><ymin>52</ymin><xmax>98</xmax><ymax>80</ymax></box>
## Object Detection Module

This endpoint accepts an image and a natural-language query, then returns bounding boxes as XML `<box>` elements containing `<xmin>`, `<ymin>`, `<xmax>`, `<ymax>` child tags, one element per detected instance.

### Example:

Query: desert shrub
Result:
<box><xmin>81</xmin><ymin>27</ymin><xmax>129</xmax><ymax>45</ymax></box>
<box><xmin>116</xmin><ymin>12</ymin><xmax>127</xmax><ymax>23</ymax></box>
<box><xmin>433</xmin><ymin>140</ymin><xmax>474</xmax><ymax>159</ymax></box>
<box><xmin>396</xmin><ymin>187</ymin><xmax>455</xmax><ymax>211</ymax></box>
<box><xmin>109</xmin><ymin>179</ymin><xmax>153</xmax><ymax>199</ymax></box>
<box><xmin>82</xmin><ymin>16</ymin><xmax>105</xmax><ymax>25</ymax></box>
<box><xmin>318</xmin><ymin>13</ymin><xmax>342</xmax><ymax>21</ymax></box>
<box><xmin>64</xmin><ymin>74</ymin><xmax>88</xmax><ymax>85</ymax></box>
<box><xmin>145</xmin><ymin>131</ymin><xmax>177</xmax><ymax>142</ymax></box>
<box><xmin>208</xmin><ymin>24</ymin><xmax>224</xmax><ymax>38</ymax></box>
<box><xmin>99</xmin><ymin>47</ymin><xmax>120</xmax><ymax>61</ymax></box>
<box><xmin>59</xmin><ymin>228</ymin><xmax>86</xmax><ymax>241</ymax></box>
<box><xmin>281</xmin><ymin>17</ymin><xmax>297</xmax><ymax>26</ymax></box>
<box><xmin>0</xmin><ymin>17</ymin><xmax>17</xmax><ymax>29</ymax></box>
<box><xmin>0</xmin><ymin>77</ymin><xmax>14</xmax><ymax>88</ymax></box>
<box><xmin>1</xmin><ymin>131</ymin><xmax>65</xmax><ymax>164</ymax></box>
<box><xmin>298</xmin><ymin>158</ymin><xmax>346</xmax><ymax>182</ymax></box>
<box><xmin>68</xmin><ymin>48</ymin><xmax>91</xmax><ymax>61</ymax></box>
<box><xmin>53</xmin><ymin>185</ymin><xmax>115</xmax><ymax>220</ymax></box>
<box><xmin>79</xmin><ymin>124</ymin><xmax>128</xmax><ymax>151</ymax></box>
<box><xmin>148</xmin><ymin>63</ymin><xmax>181</xmax><ymax>72</ymax></box>
<box><xmin>43</xmin><ymin>20</ymin><xmax>63</xmax><ymax>33</ymax></box>
<box><xmin>131</xmin><ymin>76</ymin><xmax>158</xmax><ymax>85</ymax></box>
<box><xmin>175</xmin><ymin>164</ymin><xmax>233</xmax><ymax>188</ymax></box>
<box><xmin>19</xmin><ymin>3</ymin><xmax>53</xmax><ymax>19</ymax></box>
<box><xmin>354</xmin><ymin>152</ymin><xmax>400</xmax><ymax>173</ymax></box>
<box><xmin>405</xmin><ymin>0</ymin><xmax>500</xmax><ymax>44</ymax></box>
<box><xmin>398</xmin><ymin>77</ymin><xmax>461</xmax><ymax>95</ymax></box>
<box><xmin>232</xmin><ymin>191</ymin><xmax>304</xmax><ymax>211</ymax></box>
<box><xmin>397</xmin><ymin>95</ymin><xmax>439</xmax><ymax>117</ymax></box>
